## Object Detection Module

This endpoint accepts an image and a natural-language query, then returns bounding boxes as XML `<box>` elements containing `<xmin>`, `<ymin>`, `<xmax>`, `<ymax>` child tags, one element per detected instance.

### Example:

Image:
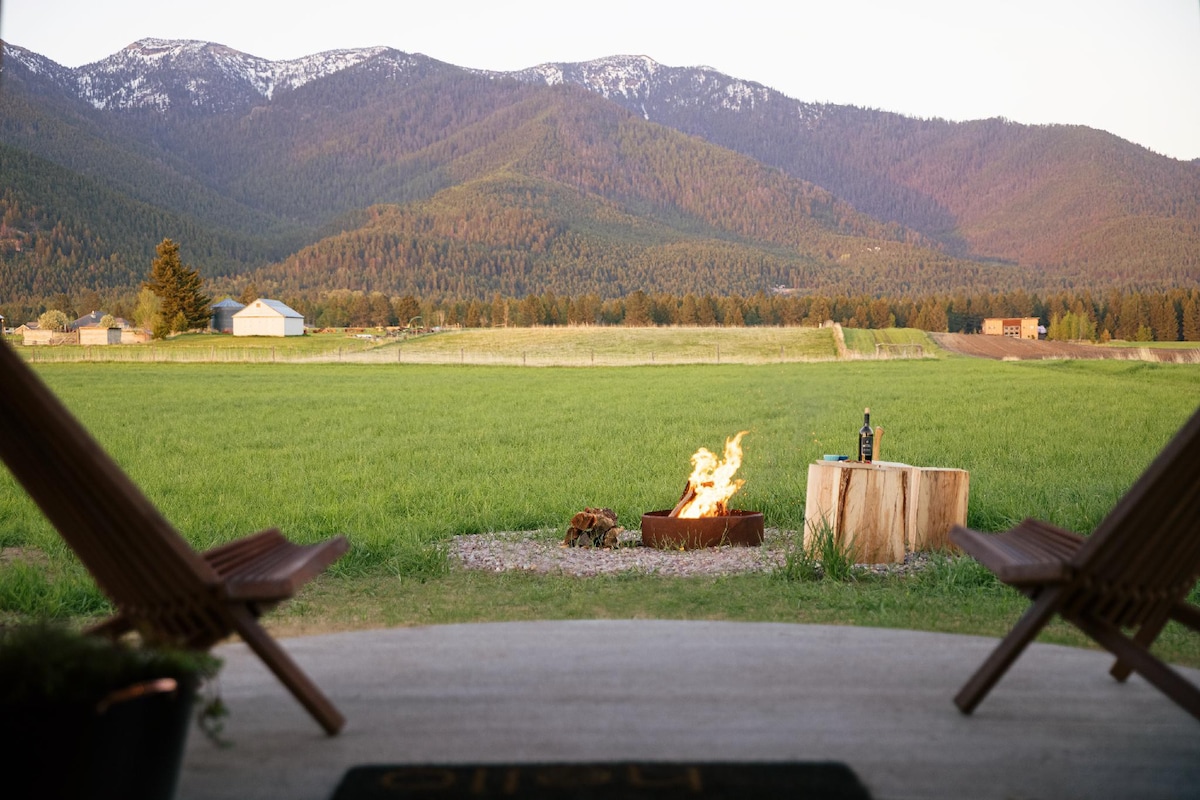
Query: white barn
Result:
<box><xmin>232</xmin><ymin>299</ymin><xmax>305</xmax><ymax>337</ymax></box>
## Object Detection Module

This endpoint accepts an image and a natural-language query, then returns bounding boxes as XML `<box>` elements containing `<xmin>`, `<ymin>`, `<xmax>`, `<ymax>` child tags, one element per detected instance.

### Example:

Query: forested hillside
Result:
<box><xmin>0</xmin><ymin>39</ymin><xmax>1196</xmax><ymax>325</ymax></box>
<box><xmin>527</xmin><ymin>58</ymin><xmax>1200</xmax><ymax>278</ymax></box>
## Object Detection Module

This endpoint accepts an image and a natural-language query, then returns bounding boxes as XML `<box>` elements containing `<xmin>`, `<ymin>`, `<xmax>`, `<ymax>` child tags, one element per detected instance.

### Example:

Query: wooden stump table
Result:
<box><xmin>803</xmin><ymin>461</ymin><xmax>969</xmax><ymax>564</ymax></box>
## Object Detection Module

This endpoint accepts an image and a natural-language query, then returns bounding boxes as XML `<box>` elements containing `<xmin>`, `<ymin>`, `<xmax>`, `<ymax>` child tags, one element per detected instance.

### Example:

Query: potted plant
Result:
<box><xmin>0</xmin><ymin>623</ymin><xmax>223</xmax><ymax>800</ymax></box>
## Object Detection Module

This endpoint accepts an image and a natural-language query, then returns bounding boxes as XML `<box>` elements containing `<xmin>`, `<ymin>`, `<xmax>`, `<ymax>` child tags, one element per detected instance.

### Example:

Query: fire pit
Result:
<box><xmin>640</xmin><ymin>509</ymin><xmax>764</xmax><ymax>549</ymax></box>
<box><xmin>641</xmin><ymin>431</ymin><xmax>764</xmax><ymax>549</ymax></box>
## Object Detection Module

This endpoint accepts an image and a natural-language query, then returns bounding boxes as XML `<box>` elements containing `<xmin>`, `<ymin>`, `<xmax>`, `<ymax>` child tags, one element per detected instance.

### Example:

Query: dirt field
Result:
<box><xmin>929</xmin><ymin>333</ymin><xmax>1200</xmax><ymax>363</ymax></box>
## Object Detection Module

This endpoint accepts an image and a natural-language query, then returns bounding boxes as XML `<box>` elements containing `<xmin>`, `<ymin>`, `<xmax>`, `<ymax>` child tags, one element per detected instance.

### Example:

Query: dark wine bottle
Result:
<box><xmin>858</xmin><ymin>408</ymin><xmax>874</xmax><ymax>463</ymax></box>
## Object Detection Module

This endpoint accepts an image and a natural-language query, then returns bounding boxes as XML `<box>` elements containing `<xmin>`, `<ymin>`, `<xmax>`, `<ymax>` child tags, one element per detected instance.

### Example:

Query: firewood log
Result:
<box><xmin>668</xmin><ymin>482</ymin><xmax>696</xmax><ymax>517</ymax></box>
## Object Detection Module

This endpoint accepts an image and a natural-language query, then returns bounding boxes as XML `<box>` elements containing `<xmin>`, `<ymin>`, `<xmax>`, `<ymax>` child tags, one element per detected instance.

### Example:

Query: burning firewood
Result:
<box><xmin>563</xmin><ymin>507</ymin><xmax>622</xmax><ymax>548</ymax></box>
<box><xmin>668</xmin><ymin>432</ymin><xmax>747</xmax><ymax>519</ymax></box>
<box><xmin>668</xmin><ymin>481</ymin><xmax>695</xmax><ymax>517</ymax></box>
<box><xmin>667</xmin><ymin>481</ymin><xmax>728</xmax><ymax>517</ymax></box>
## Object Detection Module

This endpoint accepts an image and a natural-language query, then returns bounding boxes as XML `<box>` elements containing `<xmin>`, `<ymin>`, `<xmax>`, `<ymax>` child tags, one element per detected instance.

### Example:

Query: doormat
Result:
<box><xmin>330</xmin><ymin>762</ymin><xmax>873</xmax><ymax>799</ymax></box>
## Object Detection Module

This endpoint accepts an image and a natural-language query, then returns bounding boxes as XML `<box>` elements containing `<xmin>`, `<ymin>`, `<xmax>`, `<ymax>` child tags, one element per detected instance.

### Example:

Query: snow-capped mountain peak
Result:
<box><xmin>63</xmin><ymin>38</ymin><xmax>401</xmax><ymax>111</ymax></box>
<box><xmin>509</xmin><ymin>53</ymin><xmax>803</xmax><ymax>122</ymax></box>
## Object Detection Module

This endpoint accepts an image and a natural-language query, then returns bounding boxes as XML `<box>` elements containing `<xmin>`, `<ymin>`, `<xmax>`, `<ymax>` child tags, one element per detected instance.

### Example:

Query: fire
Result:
<box><xmin>669</xmin><ymin>431</ymin><xmax>748</xmax><ymax>518</ymax></box>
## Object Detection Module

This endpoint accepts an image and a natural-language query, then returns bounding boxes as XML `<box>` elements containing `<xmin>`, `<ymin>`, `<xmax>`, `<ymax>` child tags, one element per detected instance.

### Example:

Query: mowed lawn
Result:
<box><xmin>1</xmin><ymin>350</ymin><xmax>1198</xmax><ymax>663</ymax></box>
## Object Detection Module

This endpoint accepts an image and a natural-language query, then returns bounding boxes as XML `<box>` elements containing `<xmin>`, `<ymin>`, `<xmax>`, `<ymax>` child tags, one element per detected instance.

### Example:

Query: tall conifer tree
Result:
<box><xmin>144</xmin><ymin>239</ymin><xmax>211</xmax><ymax>333</ymax></box>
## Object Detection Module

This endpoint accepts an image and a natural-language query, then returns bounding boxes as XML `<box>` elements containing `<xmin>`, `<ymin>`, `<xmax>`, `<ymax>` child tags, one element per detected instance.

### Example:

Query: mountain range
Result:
<box><xmin>1</xmin><ymin>38</ymin><xmax>1197</xmax><ymax>314</ymax></box>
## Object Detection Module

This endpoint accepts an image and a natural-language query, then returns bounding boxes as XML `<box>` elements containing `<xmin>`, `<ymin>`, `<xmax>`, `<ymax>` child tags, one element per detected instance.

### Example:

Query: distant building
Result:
<box><xmin>232</xmin><ymin>298</ymin><xmax>305</xmax><ymax>337</ymax></box>
<box><xmin>210</xmin><ymin>298</ymin><xmax>246</xmax><ymax>333</ymax></box>
<box><xmin>20</xmin><ymin>323</ymin><xmax>53</xmax><ymax>346</ymax></box>
<box><xmin>982</xmin><ymin>317</ymin><xmax>1040</xmax><ymax>340</ymax></box>
<box><xmin>73</xmin><ymin>311</ymin><xmax>128</xmax><ymax>345</ymax></box>
<box><xmin>79</xmin><ymin>326</ymin><xmax>122</xmax><ymax>345</ymax></box>
<box><xmin>70</xmin><ymin>311</ymin><xmax>106</xmax><ymax>330</ymax></box>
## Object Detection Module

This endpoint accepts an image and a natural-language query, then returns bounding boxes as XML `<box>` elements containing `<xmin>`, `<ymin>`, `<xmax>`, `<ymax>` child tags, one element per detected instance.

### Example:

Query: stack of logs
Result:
<box><xmin>562</xmin><ymin>507</ymin><xmax>623</xmax><ymax>548</ymax></box>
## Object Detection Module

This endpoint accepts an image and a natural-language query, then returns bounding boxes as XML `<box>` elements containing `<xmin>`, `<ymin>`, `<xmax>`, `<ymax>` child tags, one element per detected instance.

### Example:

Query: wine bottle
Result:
<box><xmin>858</xmin><ymin>408</ymin><xmax>874</xmax><ymax>463</ymax></box>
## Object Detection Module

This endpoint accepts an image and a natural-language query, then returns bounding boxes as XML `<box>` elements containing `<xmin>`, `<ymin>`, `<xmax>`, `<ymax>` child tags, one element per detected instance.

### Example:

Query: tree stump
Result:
<box><xmin>803</xmin><ymin>461</ymin><xmax>969</xmax><ymax>564</ymax></box>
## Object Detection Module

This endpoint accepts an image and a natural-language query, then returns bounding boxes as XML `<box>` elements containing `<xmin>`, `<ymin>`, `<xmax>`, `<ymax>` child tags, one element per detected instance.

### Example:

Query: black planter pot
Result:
<box><xmin>1</xmin><ymin>678</ymin><xmax>196</xmax><ymax>800</ymax></box>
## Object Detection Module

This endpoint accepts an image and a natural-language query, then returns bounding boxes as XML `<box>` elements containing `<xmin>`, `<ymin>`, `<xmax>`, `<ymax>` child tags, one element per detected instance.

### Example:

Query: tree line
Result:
<box><xmin>282</xmin><ymin>286</ymin><xmax>1200</xmax><ymax>343</ymax></box>
<box><xmin>5</xmin><ymin>245</ymin><xmax>1197</xmax><ymax>343</ymax></box>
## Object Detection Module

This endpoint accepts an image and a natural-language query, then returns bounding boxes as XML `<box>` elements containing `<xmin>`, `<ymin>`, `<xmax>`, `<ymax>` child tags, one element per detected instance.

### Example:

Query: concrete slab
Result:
<box><xmin>178</xmin><ymin>621</ymin><xmax>1200</xmax><ymax>800</ymax></box>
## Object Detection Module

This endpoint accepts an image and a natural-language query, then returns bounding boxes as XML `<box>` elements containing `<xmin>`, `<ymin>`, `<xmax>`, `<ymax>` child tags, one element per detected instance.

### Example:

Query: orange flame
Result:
<box><xmin>672</xmin><ymin>431</ymin><xmax>748</xmax><ymax>518</ymax></box>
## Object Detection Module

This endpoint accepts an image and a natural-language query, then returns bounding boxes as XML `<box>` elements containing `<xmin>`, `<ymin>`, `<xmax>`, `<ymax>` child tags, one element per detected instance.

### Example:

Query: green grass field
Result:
<box><xmin>389</xmin><ymin>325</ymin><xmax>844</xmax><ymax>365</ymax></box>
<box><xmin>17</xmin><ymin>331</ymin><xmax>382</xmax><ymax>363</ymax></box>
<box><xmin>12</xmin><ymin>326</ymin><xmax>933</xmax><ymax>366</ymax></box>
<box><xmin>2</xmin><ymin>340</ymin><xmax>1198</xmax><ymax>663</ymax></box>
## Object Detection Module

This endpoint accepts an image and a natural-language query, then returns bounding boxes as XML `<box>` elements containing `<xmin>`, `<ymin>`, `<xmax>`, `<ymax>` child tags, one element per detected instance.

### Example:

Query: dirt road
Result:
<box><xmin>930</xmin><ymin>333</ymin><xmax>1200</xmax><ymax>363</ymax></box>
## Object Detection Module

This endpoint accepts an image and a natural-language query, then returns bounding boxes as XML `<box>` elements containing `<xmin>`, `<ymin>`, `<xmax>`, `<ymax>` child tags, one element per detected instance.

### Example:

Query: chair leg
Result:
<box><xmin>1110</xmin><ymin>609</ymin><xmax>1171</xmax><ymax>682</ymax></box>
<box><xmin>1171</xmin><ymin>602</ymin><xmax>1200</xmax><ymax>633</ymax></box>
<box><xmin>955</xmin><ymin>589</ymin><xmax>1063</xmax><ymax>715</ymax></box>
<box><xmin>1113</xmin><ymin>602</ymin><xmax>1200</xmax><ymax>682</ymax></box>
<box><xmin>1076</xmin><ymin>614</ymin><xmax>1200</xmax><ymax>722</ymax></box>
<box><xmin>226</xmin><ymin>605</ymin><xmax>346</xmax><ymax>735</ymax></box>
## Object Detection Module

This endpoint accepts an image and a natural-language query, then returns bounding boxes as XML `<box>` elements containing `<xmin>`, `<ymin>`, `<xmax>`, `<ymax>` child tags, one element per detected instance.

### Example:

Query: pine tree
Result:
<box><xmin>1149</xmin><ymin>294</ymin><xmax>1179</xmax><ymax>342</ymax></box>
<box><xmin>143</xmin><ymin>239</ymin><xmax>211</xmax><ymax>334</ymax></box>
<box><xmin>1183</xmin><ymin>296</ymin><xmax>1200</xmax><ymax>342</ymax></box>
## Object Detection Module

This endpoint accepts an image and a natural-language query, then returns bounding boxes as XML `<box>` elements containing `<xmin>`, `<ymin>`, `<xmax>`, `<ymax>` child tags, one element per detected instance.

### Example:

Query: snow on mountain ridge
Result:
<box><xmin>511</xmin><ymin>54</ymin><xmax>793</xmax><ymax>120</ymax></box>
<box><xmin>73</xmin><ymin>38</ymin><xmax>396</xmax><ymax>109</ymax></box>
<box><xmin>511</xmin><ymin>55</ymin><xmax>663</xmax><ymax>103</ymax></box>
<box><xmin>0</xmin><ymin>43</ymin><xmax>77</xmax><ymax>87</ymax></box>
<box><xmin>3</xmin><ymin>37</ymin><xmax>816</xmax><ymax>122</ymax></box>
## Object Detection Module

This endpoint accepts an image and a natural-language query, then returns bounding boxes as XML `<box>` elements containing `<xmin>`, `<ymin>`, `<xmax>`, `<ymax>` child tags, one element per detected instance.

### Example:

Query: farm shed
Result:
<box><xmin>78</xmin><ymin>326</ymin><xmax>121</xmax><ymax>345</ymax></box>
<box><xmin>22</xmin><ymin>327</ymin><xmax>75</xmax><ymax>346</ymax></box>
<box><xmin>232</xmin><ymin>298</ymin><xmax>305</xmax><ymax>337</ymax></box>
<box><xmin>982</xmin><ymin>317</ymin><xmax>1040</xmax><ymax>340</ymax></box>
<box><xmin>211</xmin><ymin>298</ymin><xmax>245</xmax><ymax>333</ymax></box>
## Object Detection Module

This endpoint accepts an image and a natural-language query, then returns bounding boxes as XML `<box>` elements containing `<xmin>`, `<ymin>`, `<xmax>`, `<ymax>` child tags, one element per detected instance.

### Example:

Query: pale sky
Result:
<box><xmin>2</xmin><ymin>0</ymin><xmax>1198</xmax><ymax>161</ymax></box>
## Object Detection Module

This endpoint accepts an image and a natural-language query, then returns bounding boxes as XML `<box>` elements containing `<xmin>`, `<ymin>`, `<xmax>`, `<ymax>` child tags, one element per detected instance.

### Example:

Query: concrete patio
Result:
<box><xmin>178</xmin><ymin>620</ymin><xmax>1200</xmax><ymax>800</ymax></box>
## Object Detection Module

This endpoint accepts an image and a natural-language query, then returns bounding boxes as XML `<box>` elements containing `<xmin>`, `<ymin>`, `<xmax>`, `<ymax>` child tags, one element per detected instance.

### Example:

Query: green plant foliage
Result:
<box><xmin>0</xmin><ymin>623</ymin><xmax>220</xmax><ymax>706</ymax></box>
<box><xmin>36</xmin><ymin>309</ymin><xmax>69</xmax><ymax>332</ymax></box>
<box><xmin>772</xmin><ymin>518</ymin><xmax>861</xmax><ymax>583</ymax></box>
<box><xmin>144</xmin><ymin>238</ymin><xmax>212</xmax><ymax>333</ymax></box>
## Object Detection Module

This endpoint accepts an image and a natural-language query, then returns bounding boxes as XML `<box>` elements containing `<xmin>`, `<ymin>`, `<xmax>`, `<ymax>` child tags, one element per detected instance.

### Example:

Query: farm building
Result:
<box><xmin>21</xmin><ymin>324</ymin><xmax>55</xmax><ymax>346</ymax></box>
<box><xmin>78</xmin><ymin>326</ymin><xmax>122</xmax><ymax>345</ymax></box>
<box><xmin>982</xmin><ymin>317</ymin><xmax>1040</xmax><ymax>340</ymax></box>
<box><xmin>71</xmin><ymin>311</ymin><xmax>105</xmax><ymax>329</ymax></box>
<box><xmin>232</xmin><ymin>298</ymin><xmax>305</xmax><ymax>337</ymax></box>
<box><xmin>210</xmin><ymin>298</ymin><xmax>245</xmax><ymax>333</ymax></box>
<box><xmin>72</xmin><ymin>311</ymin><xmax>126</xmax><ymax>345</ymax></box>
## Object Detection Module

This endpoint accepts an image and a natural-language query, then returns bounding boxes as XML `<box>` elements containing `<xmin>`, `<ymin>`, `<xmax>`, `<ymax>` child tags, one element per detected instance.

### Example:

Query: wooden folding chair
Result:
<box><xmin>951</xmin><ymin>405</ymin><xmax>1200</xmax><ymax>721</ymax></box>
<box><xmin>0</xmin><ymin>341</ymin><xmax>349</xmax><ymax>734</ymax></box>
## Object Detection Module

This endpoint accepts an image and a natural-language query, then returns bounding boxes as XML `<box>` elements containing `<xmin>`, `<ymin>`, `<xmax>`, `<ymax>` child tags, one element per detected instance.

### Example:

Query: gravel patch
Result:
<box><xmin>450</xmin><ymin>528</ymin><xmax>931</xmax><ymax>578</ymax></box>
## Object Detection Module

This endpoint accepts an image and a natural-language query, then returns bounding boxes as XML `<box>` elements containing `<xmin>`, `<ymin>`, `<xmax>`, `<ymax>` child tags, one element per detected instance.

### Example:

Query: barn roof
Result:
<box><xmin>70</xmin><ymin>311</ymin><xmax>106</xmax><ymax>329</ymax></box>
<box><xmin>233</xmin><ymin>299</ymin><xmax>303</xmax><ymax>319</ymax></box>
